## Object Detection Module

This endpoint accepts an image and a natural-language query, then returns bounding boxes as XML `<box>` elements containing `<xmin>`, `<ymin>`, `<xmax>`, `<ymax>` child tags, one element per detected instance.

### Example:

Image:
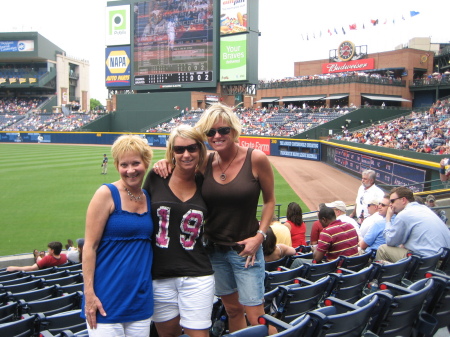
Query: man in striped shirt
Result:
<box><xmin>314</xmin><ymin>206</ymin><xmax>359</xmax><ymax>263</ymax></box>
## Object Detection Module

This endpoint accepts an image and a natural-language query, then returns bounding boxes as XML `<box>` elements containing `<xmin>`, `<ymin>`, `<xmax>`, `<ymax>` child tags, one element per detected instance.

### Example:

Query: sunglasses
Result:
<box><xmin>173</xmin><ymin>144</ymin><xmax>199</xmax><ymax>154</ymax></box>
<box><xmin>379</xmin><ymin>203</ymin><xmax>388</xmax><ymax>207</ymax></box>
<box><xmin>390</xmin><ymin>197</ymin><xmax>402</xmax><ymax>204</ymax></box>
<box><xmin>205</xmin><ymin>127</ymin><xmax>231</xmax><ymax>137</ymax></box>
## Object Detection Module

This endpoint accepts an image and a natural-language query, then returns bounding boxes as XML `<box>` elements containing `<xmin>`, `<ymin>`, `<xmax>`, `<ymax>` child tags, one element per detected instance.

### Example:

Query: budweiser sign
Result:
<box><xmin>322</xmin><ymin>58</ymin><xmax>374</xmax><ymax>74</ymax></box>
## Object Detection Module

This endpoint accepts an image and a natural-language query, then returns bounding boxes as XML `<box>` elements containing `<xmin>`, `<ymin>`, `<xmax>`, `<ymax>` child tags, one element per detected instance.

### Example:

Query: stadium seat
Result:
<box><xmin>271</xmin><ymin>275</ymin><xmax>331</xmax><ymax>322</ymax></box>
<box><xmin>0</xmin><ymin>302</ymin><xmax>18</xmax><ymax>323</ymax></box>
<box><xmin>43</xmin><ymin>274</ymin><xmax>83</xmax><ymax>287</ymax></box>
<box><xmin>370</xmin><ymin>255</ymin><xmax>412</xmax><ymax>285</ymax></box>
<box><xmin>59</xmin><ymin>283</ymin><xmax>83</xmax><ymax>295</ymax></box>
<box><xmin>37</xmin><ymin>309</ymin><xmax>87</xmax><ymax>335</ymax></box>
<box><xmin>423</xmin><ymin>271</ymin><xmax>450</xmax><ymax>332</ymax></box>
<box><xmin>8</xmin><ymin>285</ymin><xmax>61</xmax><ymax>302</ymax></box>
<box><xmin>0</xmin><ymin>271</ymin><xmax>23</xmax><ymax>283</ymax></box>
<box><xmin>337</xmin><ymin>250</ymin><xmax>373</xmax><ymax>272</ymax></box>
<box><xmin>55</xmin><ymin>264</ymin><xmax>82</xmax><ymax>273</ymax></box>
<box><xmin>298</xmin><ymin>259</ymin><xmax>340</xmax><ymax>282</ymax></box>
<box><xmin>225</xmin><ymin>313</ymin><xmax>312</xmax><ymax>337</ymax></box>
<box><xmin>368</xmin><ymin>278</ymin><xmax>436</xmax><ymax>337</ymax></box>
<box><xmin>403</xmin><ymin>251</ymin><xmax>442</xmax><ymax>285</ymax></box>
<box><xmin>264</xmin><ymin>266</ymin><xmax>304</xmax><ymax>292</ymax></box>
<box><xmin>22</xmin><ymin>267</ymin><xmax>57</xmax><ymax>277</ymax></box>
<box><xmin>0</xmin><ymin>275</ymin><xmax>34</xmax><ymax>287</ymax></box>
<box><xmin>265</xmin><ymin>256</ymin><xmax>289</xmax><ymax>272</ymax></box>
<box><xmin>0</xmin><ymin>313</ymin><xmax>37</xmax><ymax>336</ymax></box>
<box><xmin>327</xmin><ymin>265</ymin><xmax>374</xmax><ymax>303</ymax></box>
<box><xmin>18</xmin><ymin>291</ymin><xmax>83</xmax><ymax>317</ymax></box>
<box><xmin>263</xmin><ymin>287</ymin><xmax>280</xmax><ymax>314</ymax></box>
<box><xmin>39</xmin><ymin>271</ymin><xmax>70</xmax><ymax>281</ymax></box>
<box><xmin>437</xmin><ymin>247</ymin><xmax>450</xmax><ymax>275</ymax></box>
<box><xmin>0</xmin><ymin>279</ymin><xmax>44</xmax><ymax>294</ymax></box>
<box><xmin>308</xmin><ymin>293</ymin><xmax>379</xmax><ymax>337</ymax></box>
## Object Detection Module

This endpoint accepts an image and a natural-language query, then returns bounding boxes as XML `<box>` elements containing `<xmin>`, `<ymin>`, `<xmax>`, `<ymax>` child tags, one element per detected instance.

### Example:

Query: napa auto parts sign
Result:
<box><xmin>105</xmin><ymin>46</ymin><xmax>131</xmax><ymax>87</ymax></box>
<box><xmin>322</xmin><ymin>58</ymin><xmax>374</xmax><ymax>74</ymax></box>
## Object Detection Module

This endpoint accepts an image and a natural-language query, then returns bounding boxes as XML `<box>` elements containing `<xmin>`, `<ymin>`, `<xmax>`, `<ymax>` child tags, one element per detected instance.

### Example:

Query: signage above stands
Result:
<box><xmin>322</xmin><ymin>58</ymin><xmax>375</xmax><ymax>74</ymax></box>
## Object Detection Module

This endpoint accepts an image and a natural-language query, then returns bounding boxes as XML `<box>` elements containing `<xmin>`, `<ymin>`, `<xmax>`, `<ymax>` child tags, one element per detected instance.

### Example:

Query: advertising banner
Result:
<box><xmin>105</xmin><ymin>46</ymin><xmax>131</xmax><ymax>87</ymax></box>
<box><xmin>239</xmin><ymin>137</ymin><xmax>270</xmax><ymax>155</ymax></box>
<box><xmin>220</xmin><ymin>0</ymin><xmax>248</xmax><ymax>35</ymax></box>
<box><xmin>322</xmin><ymin>58</ymin><xmax>375</xmax><ymax>74</ymax></box>
<box><xmin>106</xmin><ymin>5</ymin><xmax>131</xmax><ymax>46</ymax></box>
<box><xmin>220</xmin><ymin>34</ymin><xmax>247</xmax><ymax>82</ymax></box>
<box><xmin>0</xmin><ymin>40</ymin><xmax>34</xmax><ymax>52</ymax></box>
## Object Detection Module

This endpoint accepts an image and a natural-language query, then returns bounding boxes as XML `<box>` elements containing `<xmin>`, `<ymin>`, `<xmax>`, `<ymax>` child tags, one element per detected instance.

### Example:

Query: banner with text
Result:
<box><xmin>322</xmin><ymin>58</ymin><xmax>374</xmax><ymax>74</ymax></box>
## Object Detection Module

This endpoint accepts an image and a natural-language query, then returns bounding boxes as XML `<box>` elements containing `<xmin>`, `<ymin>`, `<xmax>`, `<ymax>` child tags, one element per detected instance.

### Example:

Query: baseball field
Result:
<box><xmin>0</xmin><ymin>143</ymin><xmax>304</xmax><ymax>256</ymax></box>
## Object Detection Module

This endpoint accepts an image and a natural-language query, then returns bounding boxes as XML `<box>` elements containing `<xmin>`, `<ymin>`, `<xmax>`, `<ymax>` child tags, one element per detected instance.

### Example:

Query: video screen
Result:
<box><xmin>133</xmin><ymin>0</ymin><xmax>214</xmax><ymax>86</ymax></box>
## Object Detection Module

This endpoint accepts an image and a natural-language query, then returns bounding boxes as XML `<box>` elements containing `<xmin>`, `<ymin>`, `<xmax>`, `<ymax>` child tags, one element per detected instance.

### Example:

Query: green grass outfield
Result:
<box><xmin>0</xmin><ymin>143</ymin><xmax>307</xmax><ymax>256</ymax></box>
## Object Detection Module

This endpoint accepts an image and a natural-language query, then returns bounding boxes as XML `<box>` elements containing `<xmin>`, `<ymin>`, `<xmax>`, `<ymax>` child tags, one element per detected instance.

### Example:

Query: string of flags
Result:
<box><xmin>301</xmin><ymin>11</ymin><xmax>420</xmax><ymax>41</ymax></box>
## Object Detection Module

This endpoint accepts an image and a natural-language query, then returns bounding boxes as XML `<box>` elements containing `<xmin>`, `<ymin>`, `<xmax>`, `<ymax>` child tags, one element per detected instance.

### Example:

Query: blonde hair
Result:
<box><xmin>195</xmin><ymin>103</ymin><xmax>241</xmax><ymax>142</ymax></box>
<box><xmin>111</xmin><ymin>134</ymin><xmax>153</xmax><ymax>169</ymax></box>
<box><xmin>165</xmin><ymin>125</ymin><xmax>207</xmax><ymax>170</ymax></box>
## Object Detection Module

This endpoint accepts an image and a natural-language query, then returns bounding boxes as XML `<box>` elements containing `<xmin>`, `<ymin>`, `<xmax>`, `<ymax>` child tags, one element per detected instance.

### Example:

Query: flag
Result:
<box><xmin>410</xmin><ymin>11</ymin><xmax>420</xmax><ymax>17</ymax></box>
<box><xmin>363</xmin><ymin>23</ymin><xmax>365</xmax><ymax>29</ymax></box>
<box><xmin>349</xmin><ymin>23</ymin><xmax>357</xmax><ymax>30</ymax></box>
<box><xmin>307</xmin><ymin>34</ymin><xmax>309</xmax><ymax>40</ymax></box>
<box><xmin>334</xmin><ymin>28</ymin><xmax>338</xmax><ymax>34</ymax></box>
<box><xmin>313</xmin><ymin>32</ymin><xmax>315</xmax><ymax>39</ymax></box>
<box><xmin>342</xmin><ymin>27</ymin><xmax>346</xmax><ymax>34</ymax></box>
<box><xmin>301</xmin><ymin>34</ymin><xmax>304</xmax><ymax>40</ymax></box>
<box><xmin>328</xmin><ymin>29</ymin><xmax>332</xmax><ymax>36</ymax></box>
<box><xmin>402</xmin><ymin>15</ymin><xmax>405</xmax><ymax>20</ymax></box>
<box><xmin>371</xmin><ymin>19</ymin><xmax>378</xmax><ymax>26</ymax></box>
<box><xmin>383</xmin><ymin>19</ymin><xmax>387</xmax><ymax>24</ymax></box>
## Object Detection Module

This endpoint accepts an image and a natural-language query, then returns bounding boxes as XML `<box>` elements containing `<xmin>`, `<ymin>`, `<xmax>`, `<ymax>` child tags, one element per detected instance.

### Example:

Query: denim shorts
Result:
<box><xmin>209</xmin><ymin>245</ymin><xmax>265</xmax><ymax>306</ymax></box>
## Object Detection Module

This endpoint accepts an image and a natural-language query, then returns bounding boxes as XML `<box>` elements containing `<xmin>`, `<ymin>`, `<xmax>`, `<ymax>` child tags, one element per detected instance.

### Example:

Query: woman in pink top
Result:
<box><xmin>284</xmin><ymin>202</ymin><xmax>306</xmax><ymax>248</ymax></box>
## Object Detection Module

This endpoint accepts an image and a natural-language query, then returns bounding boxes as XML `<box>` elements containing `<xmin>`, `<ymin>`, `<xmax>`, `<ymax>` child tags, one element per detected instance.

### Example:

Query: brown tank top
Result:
<box><xmin>202</xmin><ymin>148</ymin><xmax>261</xmax><ymax>244</ymax></box>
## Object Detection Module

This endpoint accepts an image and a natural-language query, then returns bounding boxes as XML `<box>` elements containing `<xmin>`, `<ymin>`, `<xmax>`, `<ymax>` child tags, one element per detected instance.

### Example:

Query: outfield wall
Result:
<box><xmin>0</xmin><ymin>131</ymin><xmax>443</xmax><ymax>192</ymax></box>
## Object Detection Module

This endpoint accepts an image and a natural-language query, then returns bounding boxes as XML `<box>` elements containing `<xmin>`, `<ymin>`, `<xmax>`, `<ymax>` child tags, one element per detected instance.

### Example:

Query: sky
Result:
<box><xmin>1</xmin><ymin>0</ymin><xmax>449</xmax><ymax>105</ymax></box>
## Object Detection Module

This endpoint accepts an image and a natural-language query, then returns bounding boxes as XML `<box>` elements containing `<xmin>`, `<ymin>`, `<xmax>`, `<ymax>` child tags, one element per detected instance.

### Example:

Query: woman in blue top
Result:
<box><xmin>82</xmin><ymin>135</ymin><xmax>154</xmax><ymax>336</ymax></box>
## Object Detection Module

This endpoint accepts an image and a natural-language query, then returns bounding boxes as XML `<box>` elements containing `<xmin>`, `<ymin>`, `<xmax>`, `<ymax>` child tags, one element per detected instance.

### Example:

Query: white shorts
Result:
<box><xmin>86</xmin><ymin>317</ymin><xmax>151</xmax><ymax>337</ymax></box>
<box><xmin>152</xmin><ymin>275</ymin><xmax>215</xmax><ymax>330</ymax></box>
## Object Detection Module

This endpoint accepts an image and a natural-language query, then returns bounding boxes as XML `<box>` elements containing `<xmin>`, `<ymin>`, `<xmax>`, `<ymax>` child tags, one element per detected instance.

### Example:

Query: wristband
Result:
<box><xmin>440</xmin><ymin>168</ymin><xmax>446</xmax><ymax>174</ymax></box>
<box><xmin>256</xmin><ymin>230</ymin><xmax>267</xmax><ymax>240</ymax></box>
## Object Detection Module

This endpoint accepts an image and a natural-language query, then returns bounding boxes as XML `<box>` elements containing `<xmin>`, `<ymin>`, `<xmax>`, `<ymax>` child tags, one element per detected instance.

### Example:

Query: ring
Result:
<box><xmin>155</xmin><ymin>165</ymin><xmax>159</xmax><ymax>168</ymax></box>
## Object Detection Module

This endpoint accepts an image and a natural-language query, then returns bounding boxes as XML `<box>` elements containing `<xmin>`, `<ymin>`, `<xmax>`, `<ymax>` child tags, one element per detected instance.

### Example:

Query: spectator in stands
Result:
<box><xmin>359</xmin><ymin>197</ymin><xmax>383</xmax><ymax>238</ymax></box>
<box><xmin>67</xmin><ymin>238</ymin><xmax>84</xmax><ymax>264</ymax></box>
<box><xmin>284</xmin><ymin>202</ymin><xmax>306</xmax><ymax>248</ymax></box>
<box><xmin>291</xmin><ymin>207</ymin><xmax>359</xmax><ymax>267</ymax></box>
<box><xmin>270</xmin><ymin>214</ymin><xmax>292</xmax><ymax>246</ymax></box>
<box><xmin>310</xmin><ymin>203</ymin><xmax>326</xmax><ymax>246</ymax></box>
<box><xmin>376</xmin><ymin>187</ymin><xmax>450</xmax><ymax>263</ymax></box>
<box><xmin>262</xmin><ymin>227</ymin><xmax>296</xmax><ymax>262</ymax></box>
<box><xmin>325</xmin><ymin>200</ymin><xmax>362</xmax><ymax>239</ymax></box>
<box><xmin>350</xmin><ymin>169</ymin><xmax>385</xmax><ymax>223</ymax></box>
<box><xmin>82</xmin><ymin>135</ymin><xmax>154</xmax><ymax>334</ymax></box>
<box><xmin>65</xmin><ymin>239</ymin><xmax>74</xmax><ymax>250</ymax></box>
<box><xmin>439</xmin><ymin>158</ymin><xmax>450</xmax><ymax>182</ymax></box>
<box><xmin>425</xmin><ymin>195</ymin><xmax>447</xmax><ymax>224</ymax></box>
<box><xmin>6</xmin><ymin>241</ymin><xmax>68</xmax><ymax>271</ymax></box>
<box><xmin>153</xmin><ymin>103</ymin><xmax>275</xmax><ymax>333</ymax></box>
<box><xmin>143</xmin><ymin>125</ymin><xmax>214</xmax><ymax>337</ymax></box>
<box><xmin>359</xmin><ymin>195</ymin><xmax>390</xmax><ymax>253</ymax></box>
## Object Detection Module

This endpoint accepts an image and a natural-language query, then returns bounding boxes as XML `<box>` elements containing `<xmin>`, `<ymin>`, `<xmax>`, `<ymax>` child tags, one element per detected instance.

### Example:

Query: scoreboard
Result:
<box><xmin>133</xmin><ymin>0</ymin><xmax>215</xmax><ymax>88</ymax></box>
<box><xmin>334</xmin><ymin>148</ymin><xmax>426</xmax><ymax>192</ymax></box>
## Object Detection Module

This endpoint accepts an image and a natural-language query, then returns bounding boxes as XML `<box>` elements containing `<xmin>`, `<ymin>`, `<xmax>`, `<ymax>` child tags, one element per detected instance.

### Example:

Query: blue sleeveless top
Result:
<box><xmin>81</xmin><ymin>183</ymin><xmax>154</xmax><ymax>323</ymax></box>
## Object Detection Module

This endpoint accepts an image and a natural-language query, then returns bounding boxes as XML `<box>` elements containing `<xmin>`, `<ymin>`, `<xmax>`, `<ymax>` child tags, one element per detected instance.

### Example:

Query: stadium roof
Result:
<box><xmin>361</xmin><ymin>94</ymin><xmax>411</xmax><ymax>102</ymax></box>
<box><xmin>277</xmin><ymin>95</ymin><xmax>325</xmax><ymax>102</ymax></box>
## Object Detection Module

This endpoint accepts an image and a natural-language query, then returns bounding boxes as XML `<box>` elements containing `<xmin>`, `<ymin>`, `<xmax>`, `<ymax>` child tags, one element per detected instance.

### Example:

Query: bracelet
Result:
<box><xmin>440</xmin><ymin>168</ymin><xmax>446</xmax><ymax>174</ymax></box>
<box><xmin>256</xmin><ymin>230</ymin><xmax>267</xmax><ymax>241</ymax></box>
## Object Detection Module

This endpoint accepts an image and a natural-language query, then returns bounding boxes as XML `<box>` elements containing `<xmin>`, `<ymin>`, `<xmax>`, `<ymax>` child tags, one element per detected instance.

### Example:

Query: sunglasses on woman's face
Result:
<box><xmin>173</xmin><ymin>144</ymin><xmax>199</xmax><ymax>154</ymax></box>
<box><xmin>205</xmin><ymin>127</ymin><xmax>231</xmax><ymax>137</ymax></box>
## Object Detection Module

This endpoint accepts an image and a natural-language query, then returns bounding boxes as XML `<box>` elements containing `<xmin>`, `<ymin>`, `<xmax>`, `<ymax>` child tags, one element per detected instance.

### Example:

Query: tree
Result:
<box><xmin>90</xmin><ymin>98</ymin><xmax>104</xmax><ymax>111</ymax></box>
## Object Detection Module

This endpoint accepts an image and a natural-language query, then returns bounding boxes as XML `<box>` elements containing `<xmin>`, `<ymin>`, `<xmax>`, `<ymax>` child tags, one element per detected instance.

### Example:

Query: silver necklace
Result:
<box><xmin>124</xmin><ymin>187</ymin><xmax>143</xmax><ymax>202</ymax></box>
<box><xmin>217</xmin><ymin>147</ymin><xmax>239</xmax><ymax>181</ymax></box>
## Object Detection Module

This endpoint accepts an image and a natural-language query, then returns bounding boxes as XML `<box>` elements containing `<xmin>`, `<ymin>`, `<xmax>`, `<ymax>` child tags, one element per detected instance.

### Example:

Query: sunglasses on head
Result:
<box><xmin>205</xmin><ymin>127</ymin><xmax>231</xmax><ymax>137</ymax></box>
<box><xmin>173</xmin><ymin>144</ymin><xmax>199</xmax><ymax>154</ymax></box>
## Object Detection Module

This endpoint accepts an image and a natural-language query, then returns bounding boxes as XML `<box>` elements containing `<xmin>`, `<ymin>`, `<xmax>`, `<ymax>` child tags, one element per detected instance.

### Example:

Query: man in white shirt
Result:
<box><xmin>325</xmin><ymin>200</ymin><xmax>361</xmax><ymax>239</ymax></box>
<box><xmin>350</xmin><ymin>169</ymin><xmax>385</xmax><ymax>222</ymax></box>
<box><xmin>360</xmin><ymin>197</ymin><xmax>383</xmax><ymax>237</ymax></box>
